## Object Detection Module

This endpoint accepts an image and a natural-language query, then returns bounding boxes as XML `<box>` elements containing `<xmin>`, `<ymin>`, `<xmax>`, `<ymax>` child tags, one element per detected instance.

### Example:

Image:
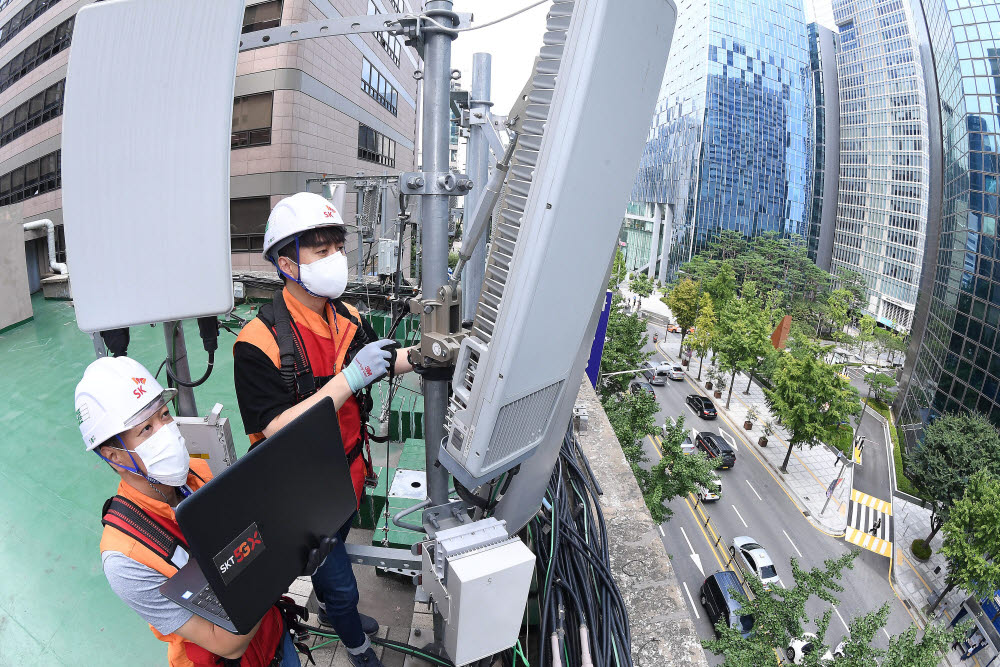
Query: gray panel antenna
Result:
<box><xmin>439</xmin><ymin>0</ymin><xmax>678</xmax><ymax>491</ymax></box>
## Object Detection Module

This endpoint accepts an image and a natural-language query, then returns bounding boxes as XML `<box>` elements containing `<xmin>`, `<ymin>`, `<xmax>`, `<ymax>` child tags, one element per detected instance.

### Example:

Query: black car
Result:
<box><xmin>686</xmin><ymin>394</ymin><xmax>717</xmax><ymax>419</ymax></box>
<box><xmin>630</xmin><ymin>380</ymin><xmax>656</xmax><ymax>397</ymax></box>
<box><xmin>696</xmin><ymin>432</ymin><xmax>736</xmax><ymax>469</ymax></box>
<box><xmin>700</xmin><ymin>571</ymin><xmax>754</xmax><ymax>638</ymax></box>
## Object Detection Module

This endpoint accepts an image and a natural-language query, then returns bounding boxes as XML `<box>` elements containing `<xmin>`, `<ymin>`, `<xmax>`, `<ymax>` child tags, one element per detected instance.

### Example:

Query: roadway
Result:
<box><xmin>639</xmin><ymin>334</ymin><xmax>917</xmax><ymax>664</ymax></box>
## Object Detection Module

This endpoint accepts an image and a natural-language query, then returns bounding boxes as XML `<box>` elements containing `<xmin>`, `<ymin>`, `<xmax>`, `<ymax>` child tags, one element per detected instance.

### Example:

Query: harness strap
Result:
<box><xmin>101</xmin><ymin>496</ymin><xmax>188</xmax><ymax>571</ymax></box>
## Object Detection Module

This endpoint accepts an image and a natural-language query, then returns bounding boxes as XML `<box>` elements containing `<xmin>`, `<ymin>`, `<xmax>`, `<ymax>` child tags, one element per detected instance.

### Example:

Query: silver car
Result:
<box><xmin>730</xmin><ymin>536</ymin><xmax>780</xmax><ymax>589</ymax></box>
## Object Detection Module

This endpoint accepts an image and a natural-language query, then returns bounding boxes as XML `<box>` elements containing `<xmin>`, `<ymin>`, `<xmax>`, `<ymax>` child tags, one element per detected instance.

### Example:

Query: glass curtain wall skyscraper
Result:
<box><xmin>898</xmin><ymin>0</ymin><xmax>1000</xmax><ymax>443</ymax></box>
<box><xmin>831</xmin><ymin>0</ymin><xmax>931</xmax><ymax>332</ymax></box>
<box><xmin>629</xmin><ymin>0</ymin><xmax>814</xmax><ymax>280</ymax></box>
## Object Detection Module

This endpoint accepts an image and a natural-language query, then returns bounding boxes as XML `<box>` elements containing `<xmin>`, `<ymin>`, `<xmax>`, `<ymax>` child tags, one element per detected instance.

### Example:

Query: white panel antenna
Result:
<box><xmin>440</xmin><ymin>0</ymin><xmax>677</xmax><ymax>489</ymax></box>
<box><xmin>62</xmin><ymin>0</ymin><xmax>244</xmax><ymax>332</ymax></box>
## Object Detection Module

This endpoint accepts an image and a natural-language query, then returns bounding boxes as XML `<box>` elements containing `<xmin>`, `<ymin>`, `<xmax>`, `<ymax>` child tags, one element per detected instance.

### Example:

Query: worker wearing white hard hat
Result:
<box><xmin>234</xmin><ymin>191</ymin><xmax>415</xmax><ymax>667</ymax></box>
<box><xmin>78</xmin><ymin>356</ymin><xmax>299</xmax><ymax>667</ymax></box>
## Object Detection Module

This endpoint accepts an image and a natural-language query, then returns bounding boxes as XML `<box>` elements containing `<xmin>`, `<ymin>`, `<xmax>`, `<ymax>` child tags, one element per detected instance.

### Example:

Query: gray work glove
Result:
<box><xmin>342</xmin><ymin>339</ymin><xmax>396</xmax><ymax>393</ymax></box>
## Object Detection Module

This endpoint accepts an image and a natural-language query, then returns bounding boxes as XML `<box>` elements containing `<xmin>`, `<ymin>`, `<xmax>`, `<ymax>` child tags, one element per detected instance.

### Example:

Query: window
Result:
<box><xmin>361</xmin><ymin>57</ymin><xmax>398</xmax><ymax>115</ymax></box>
<box><xmin>367</xmin><ymin>1</ymin><xmax>401</xmax><ymax>66</ymax></box>
<box><xmin>0</xmin><ymin>0</ymin><xmax>58</xmax><ymax>50</ymax></box>
<box><xmin>230</xmin><ymin>197</ymin><xmax>271</xmax><ymax>253</ymax></box>
<box><xmin>242</xmin><ymin>0</ymin><xmax>282</xmax><ymax>33</ymax></box>
<box><xmin>231</xmin><ymin>92</ymin><xmax>273</xmax><ymax>149</ymax></box>
<box><xmin>0</xmin><ymin>150</ymin><xmax>60</xmax><ymax>206</ymax></box>
<box><xmin>0</xmin><ymin>16</ymin><xmax>74</xmax><ymax>97</ymax></box>
<box><xmin>0</xmin><ymin>78</ymin><xmax>63</xmax><ymax>147</ymax></box>
<box><xmin>54</xmin><ymin>223</ymin><xmax>65</xmax><ymax>264</ymax></box>
<box><xmin>357</xmin><ymin>123</ymin><xmax>395</xmax><ymax>167</ymax></box>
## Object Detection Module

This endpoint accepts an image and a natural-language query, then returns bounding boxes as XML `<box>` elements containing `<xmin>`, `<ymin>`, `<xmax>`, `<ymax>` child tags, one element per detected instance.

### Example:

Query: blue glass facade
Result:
<box><xmin>631</xmin><ymin>0</ymin><xmax>814</xmax><ymax>277</ymax></box>
<box><xmin>899</xmin><ymin>0</ymin><xmax>1000</xmax><ymax>442</ymax></box>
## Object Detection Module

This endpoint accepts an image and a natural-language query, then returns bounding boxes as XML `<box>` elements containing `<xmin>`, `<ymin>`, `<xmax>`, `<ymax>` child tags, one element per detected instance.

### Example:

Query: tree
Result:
<box><xmin>826</xmin><ymin>288</ymin><xmax>852</xmax><ymax>339</ymax></box>
<box><xmin>908</xmin><ymin>413</ymin><xmax>1000</xmax><ymax>544</ymax></box>
<box><xmin>704</xmin><ymin>549</ymin><xmax>964</xmax><ymax>667</ymax></box>
<box><xmin>609</xmin><ymin>248</ymin><xmax>627</xmax><ymax>290</ymax></box>
<box><xmin>598</xmin><ymin>294</ymin><xmax>652</xmax><ymax>399</ymax></box>
<box><xmin>629</xmin><ymin>271</ymin><xmax>656</xmax><ymax>298</ymax></box>
<box><xmin>705</xmin><ymin>262</ymin><xmax>737</xmax><ymax>308</ymax></box>
<box><xmin>602</xmin><ymin>389</ymin><xmax>660</xmax><ymax>470</ymax></box>
<box><xmin>928</xmin><ymin>469</ymin><xmax>1000</xmax><ymax>614</ymax></box>
<box><xmin>886</xmin><ymin>332</ymin><xmax>908</xmax><ymax>366</ymax></box>
<box><xmin>702</xmin><ymin>551</ymin><xmax>857</xmax><ymax>666</ymax></box>
<box><xmin>688</xmin><ymin>294</ymin><xmax>717</xmax><ymax>380</ymax></box>
<box><xmin>883</xmin><ymin>622</ymin><xmax>967</xmax><ymax>667</ymax></box>
<box><xmin>855</xmin><ymin>315</ymin><xmax>877</xmax><ymax>362</ymax></box>
<box><xmin>765</xmin><ymin>338</ymin><xmax>861</xmax><ymax>472</ymax></box>
<box><xmin>642</xmin><ymin>416</ymin><xmax>720</xmax><ymax>522</ymax></box>
<box><xmin>864</xmin><ymin>371</ymin><xmax>896</xmax><ymax>405</ymax></box>
<box><xmin>837</xmin><ymin>269</ymin><xmax>868</xmax><ymax>314</ymax></box>
<box><xmin>663</xmin><ymin>277</ymin><xmax>700</xmax><ymax>354</ymax></box>
<box><xmin>715</xmin><ymin>282</ymin><xmax>771</xmax><ymax>409</ymax></box>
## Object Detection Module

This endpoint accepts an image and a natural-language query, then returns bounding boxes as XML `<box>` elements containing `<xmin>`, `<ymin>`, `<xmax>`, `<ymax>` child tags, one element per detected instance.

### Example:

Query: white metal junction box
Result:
<box><xmin>174</xmin><ymin>404</ymin><xmax>237</xmax><ymax>476</ymax></box>
<box><xmin>377</xmin><ymin>238</ymin><xmax>400</xmax><ymax>275</ymax></box>
<box><xmin>421</xmin><ymin>519</ymin><xmax>535</xmax><ymax>665</ymax></box>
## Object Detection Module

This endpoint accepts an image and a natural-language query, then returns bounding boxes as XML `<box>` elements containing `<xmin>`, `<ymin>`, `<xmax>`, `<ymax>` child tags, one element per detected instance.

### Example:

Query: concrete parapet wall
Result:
<box><xmin>574</xmin><ymin>380</ymin><xmax>709</xmax><ymax>666</ymax></box>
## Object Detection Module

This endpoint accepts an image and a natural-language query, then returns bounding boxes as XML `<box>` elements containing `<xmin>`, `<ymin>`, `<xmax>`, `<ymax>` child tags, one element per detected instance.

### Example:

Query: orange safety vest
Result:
<box><xmin>236</xmin><ymin>288</ymin><xmax>367</xmax><ymax>505</ymax></box>
<box><xmin>99</xmin><ymin>459</ymin><xmax>284</xmax><ymax>667</ymax></box>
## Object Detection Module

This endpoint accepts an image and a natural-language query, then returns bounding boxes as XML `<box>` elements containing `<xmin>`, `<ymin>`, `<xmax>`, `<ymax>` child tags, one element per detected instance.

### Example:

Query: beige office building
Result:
<box><xmin>0</xmin><ymin>0</ymin><xmax>420</xmax><ymax>331</ymax></box>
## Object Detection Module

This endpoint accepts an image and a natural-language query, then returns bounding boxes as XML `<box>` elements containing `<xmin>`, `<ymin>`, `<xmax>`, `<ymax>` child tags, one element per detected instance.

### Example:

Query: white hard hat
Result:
<box><xmin>262</xmin><ymin>192</ymin><xmax>347</xmax><ymax>262</ymax></box>
<box><xmin>74</xmin><ymin>356</ymin><xmax>176</xmax><ymax>451</ymax></box>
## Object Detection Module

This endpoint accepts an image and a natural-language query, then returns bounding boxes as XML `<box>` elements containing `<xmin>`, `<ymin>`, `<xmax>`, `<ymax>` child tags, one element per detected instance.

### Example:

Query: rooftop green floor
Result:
<box><xmin>0</xmin><ymin>293</ymin><xmax>425</xmax><ymax>665</ymax></box>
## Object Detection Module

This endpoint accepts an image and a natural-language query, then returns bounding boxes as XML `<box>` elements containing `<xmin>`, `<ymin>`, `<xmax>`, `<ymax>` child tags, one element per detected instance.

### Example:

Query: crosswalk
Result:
<box><xmin>845</xmin><ymin>489</ymin><xmax>893</xmax><ymax>557</ymax></box>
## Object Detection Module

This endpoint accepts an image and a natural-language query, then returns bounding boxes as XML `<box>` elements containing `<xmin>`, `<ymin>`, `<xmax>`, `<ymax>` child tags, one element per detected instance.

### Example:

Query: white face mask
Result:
<box><xmin>298</xmin><ymin>251</ymin><xmax>349</xmax><ymax>299</ymax></box>
<box><xmin>133</xmin><ymin>422</ymin><xmax>190</xmax><ymax>487</ymax></box>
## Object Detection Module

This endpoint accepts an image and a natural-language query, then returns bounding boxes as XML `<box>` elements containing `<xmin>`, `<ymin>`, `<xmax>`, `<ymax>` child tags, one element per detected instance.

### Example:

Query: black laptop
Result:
<box><xmin>160</xmin><ymin>398</ymin><xmax>357</xmax><ymax>634</ymax></box>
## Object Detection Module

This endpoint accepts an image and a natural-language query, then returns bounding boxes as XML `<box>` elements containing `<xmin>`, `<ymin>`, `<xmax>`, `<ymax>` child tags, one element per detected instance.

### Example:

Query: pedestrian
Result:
<box><xmin>78</xmin><ymin>356</ymin><xmax>301</xmax><ymax>666</ymax></box>
<box><xmin>870</xmin><ymin>517</ymin><xmax>882</xmax><ymax>535</ymax></box>
<box><xmin>233</xmin><ymin>192</ymin><xmax>417</xmax><ymax>667</ymax></box>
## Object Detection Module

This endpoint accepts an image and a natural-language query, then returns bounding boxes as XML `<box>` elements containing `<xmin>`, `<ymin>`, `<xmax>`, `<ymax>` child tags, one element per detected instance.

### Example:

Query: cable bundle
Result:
<box><xmin>516</xmin><ymin>425</ymin><xmax>632</xmax><ymax>667</ymax></box>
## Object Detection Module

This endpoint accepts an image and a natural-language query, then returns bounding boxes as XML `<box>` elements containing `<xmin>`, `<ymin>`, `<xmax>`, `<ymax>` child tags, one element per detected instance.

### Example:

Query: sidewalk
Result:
<box><xmin>655</xmin><ymin>342</ymin><xmax>851</xmax><ymax>535</ymax></box>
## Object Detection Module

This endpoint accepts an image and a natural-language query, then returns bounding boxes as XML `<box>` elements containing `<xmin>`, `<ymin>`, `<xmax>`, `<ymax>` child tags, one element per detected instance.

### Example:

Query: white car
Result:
<box><xmin>696</xmin><ymin>473</ymin><xmax>722</xmax><ymax>502</ymax></box>
<box><xmin>861</xmin><ymin>365</ymin><xmax>879</xmax><ymax>377</ymax></box>
<box><xmin>664</xmin><ymin>417</ymin><xmax>697</xmax><ymax>454</ymax></box>
<box><xmin>785</xmin><ymin>634</ymin><xmax>845</xmax><ymax>664</ymax></box>
<box><xmin>730</xmin><ymin>536</ymin><xmax>780</xmax><ymax>589</ymax></box>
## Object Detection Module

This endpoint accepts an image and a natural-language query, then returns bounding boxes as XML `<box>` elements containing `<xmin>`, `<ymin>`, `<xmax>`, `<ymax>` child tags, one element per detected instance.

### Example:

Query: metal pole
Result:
<box><xmin>820</xmin><ymin>459</ymin><xmax>847</xmax><ymax>515</ymax></box>
<box><xmin>164</xmin><ymin>321</ymin><xmax>198</xmax><ymax>417</ymax></box>
<box><xmin>90</xmin><ymin>332</ymin><xmax>107</xmax><ymax>358</ymax></box>
<box><xmin>420</xmin><ymin>0</ymin><xmax>456</xmax><ymax>510</ymax></box>
<box><xmin>461</xmin><ymin>52</ymin><xmax>491</xmax><ymax>321</ymax></box>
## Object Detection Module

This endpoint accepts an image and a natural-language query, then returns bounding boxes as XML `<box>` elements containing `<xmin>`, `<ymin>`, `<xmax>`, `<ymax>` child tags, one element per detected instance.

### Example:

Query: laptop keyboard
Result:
<box><xmin>189</xmin><ymin>586</ymin><xmax>231</xmax><ymax>622</ymax></box>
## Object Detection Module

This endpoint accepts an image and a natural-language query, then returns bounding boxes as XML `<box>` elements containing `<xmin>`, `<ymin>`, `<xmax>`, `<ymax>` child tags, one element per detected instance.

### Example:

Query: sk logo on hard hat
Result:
<box><xmin>132</xmin><ymin>377</ymin><xmax>147</xmax><ymax>399</ymax></box>
<box><xmin>324</xmin><ymin>205</ymin><xmax>337</xmax><ymax>218</ymax></box>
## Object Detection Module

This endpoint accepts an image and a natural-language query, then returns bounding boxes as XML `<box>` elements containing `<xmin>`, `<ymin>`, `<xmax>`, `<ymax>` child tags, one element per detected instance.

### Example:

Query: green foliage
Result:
<box><xmin>448</xmin><ymin>251</ymin><xmax>459</xmax><ymax>269</ymax></box>
<box><xmin>863</xmin><ymin>371</ymin><xmax>897</xmax><ymax>405</ymax></box>
<box><xmin>598</xmin><ymin>294</ymin><xmax>652</xmax><ymax>399</ymax></box>
<box><xmin>908</xmin><ymin>413</ymin><xmax>1000</xmax><ymax>535</ymax></box>
<box><xmin>628</xmin><ymin>271</ymin><xmax>656</xmax><ymax>298</ymax></box>
<box><xmin>715</xmin><ymin>282</ymin><xmax>773</xmax><ymax>408</ymax></box>
<box><xmin>702</xmin><ymin>551</ymin><xmax>857</xmax><ymax>665</ymax></box>
<box><xmin>764</xmin><ymin>337</ymin><xmax>861</xmax><ymax>470</ymax></box>
<box><xmin>882</xmin><ymin>621</ymin><xmax>968</xmax><ymax>667</ymax></box>
<box><xmin>836</xmin><ymin>269</ymin><xmax>868</xmax><ymax>313</ymax></box>
<box><xmin>641</xmin><ymin>416</ymin><xmax>720</xmax><ymax>522</ymax></box>
<box><xmin>689</xmin><ymin>294</ymin><xmax>717</xmax><ymax>379</ymax></box>
<box><xmin>609</xmin><ymin>248</ymin><xmax>627</xmax><ymax>290</ymax></box>
<box><xmin>911</xmin><ymin>539</ymin><xmax>932</xmax><ymax>561</ymax></box>
<box><xmin>706</xmin><ymin>262</ymin><xmax>738</xmax><ymax>308</ymax></box>
<box><xmin>664</xmin><ymin>277</ymin><xmax>701</xmax><ymax>348</ymax></box>
<box><xmin>602</xmin><ymin>389</ymin><xmax>660</xmax><ymax>469</ymax></box>
<box><xmin>827</xmin><ymin>288</ymin><xmax>852</xmax><ymax>335</ymax></box>
<box><xmin>938</xmin><ymin>469</ymin><xmax>1000</xmax><ymax>602</ymax></box>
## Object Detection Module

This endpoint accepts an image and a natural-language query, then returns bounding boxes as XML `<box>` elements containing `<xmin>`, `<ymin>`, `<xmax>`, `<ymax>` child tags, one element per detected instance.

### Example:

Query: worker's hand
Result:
<box><xmin>342</xmin><ymin>339</ymin><xmax>396</xmax><ymax>392</ymax></box>
<box><xmin>303</xmin><ymin>535</ymin><xmax>339</xmax><ymax>576</ymax></box>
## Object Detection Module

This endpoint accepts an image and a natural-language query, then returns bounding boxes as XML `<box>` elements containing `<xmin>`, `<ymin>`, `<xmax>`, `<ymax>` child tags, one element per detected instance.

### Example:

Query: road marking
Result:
<box><xmin>720</xmin><ymin>429</ymin><xmax>739</xmax><ymax>452</ymax></box>
<box><xmin>659</xmin><ymin>525</ymin><xmax>664</xmax><ymax>537</ymax></box>
<box><xmin>833</xmin><ymin>605</ymin><xmax>849</xmax><ymax>631</ymax></box>
<box><xmin>746</xmin><ymin>479</ymin><xmax>763</xmax><ymax>501</ymax></box>
<box><xmin>732</xmin><ymin>505</ymin><xmax>748</xmax><ymax>528</ymax></box>
<box><xmin>680</xmin><ymin>527</ymin><xmax>697</xmax><ymax>554</ymax></box>
<box><xmin>684</xmin><ymin>498</ymin><xmax>728</xmax><ymax>572</ymax></box>
<box><xmin>783</xmin><ymin>530</ymin><xmax>803</xmax><ymax>558</ymax></box>
<box><xmin>683</xmin><ymin>582</ymin><xmax>700</xmax><ymax>619</ymax></box>
<box><xmin>779</xmin><ymin>579</ymin><xmax>786</xmax><ymax>589</ymax></box>
<box><xmin>882</xmin><ymin>628</ymin><xmax>890</xmax><ymax>640</ymax></box>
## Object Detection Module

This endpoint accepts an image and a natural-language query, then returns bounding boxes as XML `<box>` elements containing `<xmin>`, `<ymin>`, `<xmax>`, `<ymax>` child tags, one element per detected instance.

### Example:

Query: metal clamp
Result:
<box><xmin>401</xmin><ymin>171</ymin><xmax>473</xmax><ymax>196</ymax></box>
<box><xmin>409</xmin><ymin>284</ymin><xmax>467</xmax><ymax>366</ymax></box>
